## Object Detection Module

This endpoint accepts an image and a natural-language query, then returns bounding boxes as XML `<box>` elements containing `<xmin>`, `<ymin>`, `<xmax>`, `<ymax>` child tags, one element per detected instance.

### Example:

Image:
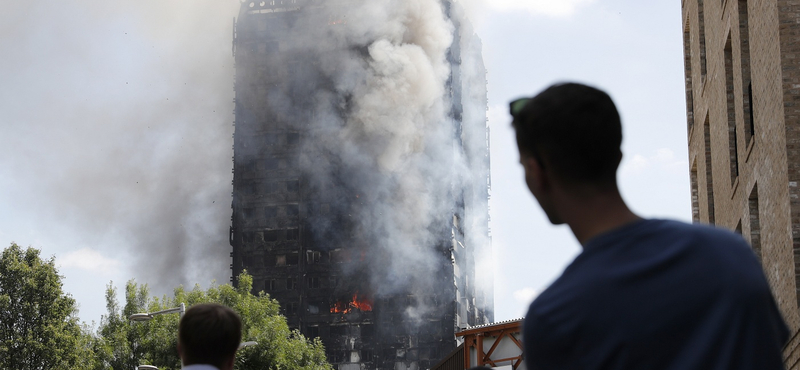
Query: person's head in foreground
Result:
<box><xmin>178</xmin><ymin>303</ymin><xmax>242</xmax><ymax>370</ymax></box>
<box><xmin>510</xmin><ymin>82</ymin><xmax>638</xmax><ymax>243</ymax></box>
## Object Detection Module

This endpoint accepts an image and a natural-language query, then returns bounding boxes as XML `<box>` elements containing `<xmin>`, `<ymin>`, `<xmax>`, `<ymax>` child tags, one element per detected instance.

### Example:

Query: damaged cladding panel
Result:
<box><xmin>229</xmin><ymin>1</ymin><xmax>492</xmax><ymax>369</ymax></box>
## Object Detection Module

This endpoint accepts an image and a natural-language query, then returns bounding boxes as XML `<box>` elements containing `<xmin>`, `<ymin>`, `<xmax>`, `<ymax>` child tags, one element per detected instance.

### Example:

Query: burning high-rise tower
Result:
<box><xmin>229</xmin><ymin>1</ymin><xmax>491</xmax><ymax>369</ymax></box>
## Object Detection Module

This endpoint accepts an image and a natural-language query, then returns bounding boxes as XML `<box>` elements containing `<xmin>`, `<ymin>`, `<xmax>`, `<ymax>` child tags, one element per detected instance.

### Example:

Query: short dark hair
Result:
<box><xmin>179</xmin><ymin>303</ymin><xmax>242</xmax><ymax>368</ymax></box>
<box><xmin>511</xmin><ymin>82</ymin><xmax>622</xmax><ymax>187</ymax></box>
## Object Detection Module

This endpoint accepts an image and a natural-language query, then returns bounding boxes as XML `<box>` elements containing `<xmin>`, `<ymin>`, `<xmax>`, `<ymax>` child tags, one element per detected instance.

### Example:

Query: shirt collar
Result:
<box><xmin>182</xmin><ymin>365</ymin><xmax>221</xmax><ymax>370</ymax></box>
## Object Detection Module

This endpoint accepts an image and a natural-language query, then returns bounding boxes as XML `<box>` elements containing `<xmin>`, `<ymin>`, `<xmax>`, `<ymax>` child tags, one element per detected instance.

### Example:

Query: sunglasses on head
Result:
<box><xmin>509</xmin><ymin>97</ymin><xmax>532</xmax><ymax>119</ymax></box>
<box><xmin>508</xmin><ymin>97</ymin><xmax>545</xmax><ymax>168</ymax></box>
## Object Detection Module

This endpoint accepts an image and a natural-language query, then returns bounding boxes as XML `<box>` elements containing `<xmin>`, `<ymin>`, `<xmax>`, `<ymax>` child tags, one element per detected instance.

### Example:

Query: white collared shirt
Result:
<box><xmin>182</xmin><ymin>365</ymin><xmax>220</xmax><ymax>370</ymax></box>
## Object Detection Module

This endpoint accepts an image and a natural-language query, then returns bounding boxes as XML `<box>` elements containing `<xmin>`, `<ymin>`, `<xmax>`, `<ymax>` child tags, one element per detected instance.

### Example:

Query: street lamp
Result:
<box><xmin>129</xmin><ymin>303</ymin><xmax>186</xmax><ymax>321</ymax></box>
<box><xmin>130</xmin><ymin>303</ymin><xmax>185</xmax><ymax>370</ymax></box>
<box><xmin>239</xmin><ymin>341</ymin><xmax>258</xmax><ymax>349</ymax></box>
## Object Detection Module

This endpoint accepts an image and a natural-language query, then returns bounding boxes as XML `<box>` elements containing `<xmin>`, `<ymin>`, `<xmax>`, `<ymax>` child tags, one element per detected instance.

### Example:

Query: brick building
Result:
<box><xmin>229</xmin><ymin>1</ymin><xmax>492</xmax><ymax>370</ymax></box>
<box><xmin>681</xmin><ymin>0</ymin><xmax>800</xmax><ymax>365</ymax></box>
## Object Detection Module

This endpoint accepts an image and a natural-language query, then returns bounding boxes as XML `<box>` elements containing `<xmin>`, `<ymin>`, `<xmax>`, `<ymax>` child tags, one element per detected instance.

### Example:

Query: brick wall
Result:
<box><xmin>682</xmin><ymin>0</ymin><xmax>800</xmax><ymax>365</ymax></box>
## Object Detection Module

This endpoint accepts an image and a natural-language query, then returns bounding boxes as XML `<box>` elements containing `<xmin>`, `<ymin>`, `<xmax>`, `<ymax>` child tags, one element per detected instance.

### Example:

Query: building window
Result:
<box><xmin>243</xmin><ymin>208</ymin><xmax>256</xmax><ymax>219</ymax></box>
<box><xmin>266</xmin><ymin>279</ymin><xmax>277</xmax><ymax>291</ymax></box>
<box><xmin>725</xmin><ymin>34</ymin><xmax>739</xmax><ymax>185</ymax></box>
<box><xmin>286</xmin><ymin>302</ymin><xmax>298</xmax><ymax>316</ymax></box>
<box><xmin>307</xmin><ymin>299</ymin><xmax>325</xmax><ymax>314</ymax></box>
<box><xmin>307</xmin><ymin>277</ymin><xmax>320</xmax><ymax>289</ymax></box>
<box><xmin>286</xmin><ymin>277</ymin><xmax>297</xmax><ymax>290</ymax></box>
<box><xmin>243</xmin><ymin>183</ymin><xmax>257</xmax><ymax>195</ymax></box>
<box><xmin>287</xmin><ymin>132</ymin><xmax>300</xmax><ymax>145</ymax></box>
<box><xmin>286</xmin><ymin>228</ymin><xmax>300</xmax><ymax>241</ymax></box>
<box><xmin>287</xmin><ymin>180</ymin><xmax>300</xmax><ymax>193</ymax></box>
<box><xmin>683</xmin><ymin>19</ymin><xmax>694</xmax><ymax>132</ymax></box>
<box><xmin>361</xmin><ymin>349</ymin><xmax>373</xmax><ymax>362</ymax></box>
<box><xmin>285</xmin><ymin>204</ymin><xmax>300</xmax><ymax>216</ymax></box>
<box><xmin>704</xmin><ymin>115</ymin><xmax>715</xmax><ymax>224</ymax></box>
<box><xmin>749</xmin><ymin>185</ymin><xmax>761</xmax><ymax>261</ymax></box>
<box><xmin>264</xmin><ymin>158</ymin><xmax>279</xmax><ymax>170</ymax></box>
<box><xmin>276</xmin><ymin>255</ymin><xmax>286</xmax><ymax>266</ymax></box>
<box><xmin>306</xmin><ymin>325</ymin><xmax>320</xmax><ymax>338</ymax></box>
<box><xmin>698</xmin><ymin>0</ymin><xmax>708</xmax><ymax>79</ymax></box>
<box><xmin>286</xmin><ymin>252</ymin><xmax>299</xmax><ymax>265</ymax></box>
<box><xmin>306</xmin><ymin>250</ymin><xmax>321</xmax><ymax>264</ymax></box>
<box><xmin>329</xmin><ymin>350</ymin><xmax>346</xmax><ymax>363</ymax></box>
<box><xmin>691</xmin><ymin>161</ymin><xmax>700</xmax><ymax>222</ymax></box>
<box><xmin>328</xmin><ymin>276</ymin><xmax>338</xmax><ymax>289</ymax></box>
<box><xmin>739</xmin><ymin>0</ymin><xmax>754</xmax><ymax>146</ymax></box>
<box><xmin>265</xmin><ymin>206</ymin><xmax>278</xmax><ymax>219</ymax></box>
<box><xmin>330</xmin><ymin>325</ymin><xmax>347</xmax><ymax>336</ymax></box>
<box><xmin>361</xmin><ymin>323</ymin><xmax>374</xmax><ymax>339</ymax></box>
<box><xmin>330</xmin><ymin>249</ymin><xmax>345</xmax><ymax>263</ymax></box>
<box><xmin>244</xmin><ymin>159</ymin><xmax>257</xmax><ymax>174</ymax></box>
<box><xmin>264</xmin><ymin>229</ymin><xmax>278</xmax><ymax>242</ymax></box>
<box><xmin>264</xmin><ymin>133</ymin><xmax>278</xmax><ymax>146</ymax></box>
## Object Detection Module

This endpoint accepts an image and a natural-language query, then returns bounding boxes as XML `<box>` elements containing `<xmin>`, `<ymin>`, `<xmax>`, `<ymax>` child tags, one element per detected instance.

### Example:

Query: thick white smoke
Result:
<box><xmin>268</xmin><ymin>0</ymin><xmax>491</xmax><ymax>322</ymax></box>
<box><xmin>1</xmin><ymin>0</ymin><xmax>490</xmax><ymax>320</ymax></box>
<box><xmin>337</xmin><ymin>0</ymin><xmax>456</xmax><ymax>296</ymax></box>
<box><xmin>0</xmin><ymin>1</ymin><xmax>240</xmax><ymax>294</ymax></box>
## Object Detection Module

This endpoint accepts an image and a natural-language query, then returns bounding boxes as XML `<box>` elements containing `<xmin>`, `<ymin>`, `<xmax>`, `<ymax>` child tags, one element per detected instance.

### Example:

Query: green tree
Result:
<box><xmin>96</xmin><ymin>272</ymin><xmax>331</xmax><ymax>370</ymax></box>
<box><xmin>0</xmin><ymin>243</ymin><xmax>98</xmax><ymax>369</ymax></box>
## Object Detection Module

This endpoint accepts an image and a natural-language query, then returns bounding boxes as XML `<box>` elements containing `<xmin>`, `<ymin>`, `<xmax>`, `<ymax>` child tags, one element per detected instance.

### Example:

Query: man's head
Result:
<box><xmin>178</xmin><ymin>303</ymin><xmax>242</xmax><ymax>370</ymax></box>
<box><xmin>511</xmin><ymin>83</ymin><xmax>623</xmax><ymax>222</ymax></box>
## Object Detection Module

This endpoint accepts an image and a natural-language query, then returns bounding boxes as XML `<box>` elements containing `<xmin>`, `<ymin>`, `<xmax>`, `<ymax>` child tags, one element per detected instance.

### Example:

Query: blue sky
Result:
<box><xmin>0</xmin><ymin>0</ymin><xmax>690</xmax><ymax>324</ymax></box>
<box><xmin>476</xmin><ymin>0</ymin><xmax>690</xmax><ymax>320</ymax></box>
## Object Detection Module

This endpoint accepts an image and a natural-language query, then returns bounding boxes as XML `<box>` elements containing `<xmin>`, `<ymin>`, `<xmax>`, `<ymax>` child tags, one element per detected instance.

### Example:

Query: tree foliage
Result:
<box><xmin>96</xmin><ymin>272</ymin><xmax>332</xmax><ymax>370</ymax></box>
<box><xmin>0</xmin><ymin>243</ymin><xmax>96</xmax><ymax>370</ymax></box>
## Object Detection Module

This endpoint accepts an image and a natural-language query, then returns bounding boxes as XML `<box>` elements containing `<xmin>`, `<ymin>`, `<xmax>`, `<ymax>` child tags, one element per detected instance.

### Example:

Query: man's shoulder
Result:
<box><xmin>528</xmin><ymin>219</ymin><xmax>760</xmax><ymax>315</ymax></box>
<box><xmin>622</xmin><ymin>219</ymin><xmax>753</xmax><ymax>256</ymax></box>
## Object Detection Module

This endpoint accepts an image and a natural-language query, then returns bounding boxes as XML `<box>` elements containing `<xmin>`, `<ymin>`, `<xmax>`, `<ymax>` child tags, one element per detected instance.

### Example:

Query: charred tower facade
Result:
<box><xmin>230</xmin><ymin>1</ymin><xmax>491</xmax><ymax>369</ymax></box>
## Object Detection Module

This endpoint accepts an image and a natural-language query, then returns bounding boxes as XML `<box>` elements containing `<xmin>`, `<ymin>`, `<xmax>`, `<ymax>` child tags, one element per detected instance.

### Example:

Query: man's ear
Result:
<box><xmin>523</xmin><ymin>155</ymin><xmax>548</xmax><ymax>191</ymax></box>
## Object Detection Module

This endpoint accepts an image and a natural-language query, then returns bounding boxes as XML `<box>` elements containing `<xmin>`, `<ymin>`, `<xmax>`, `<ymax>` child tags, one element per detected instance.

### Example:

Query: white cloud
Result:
<box><xmin>59</xmin><ymin>248</ymin><xmax>121</xmax><ymax>275</ymax></box>
<box><xmin>628</xmin><ymin>153</ymin><xmax>650</xmax><ymax>172</ymax></box>
<box><xmin>485</xmin><ymin>0</ymin><xmax>597</xmax><ymax>18</ymax></box>
<box><xmin>622</xmin><ymin>148</ymin><xmax>686</xmax><ymax>175</ymax></box>
<box><xmin>513</xmin><ymin>287</ymin><xmax>540</xmax><ymax>304</ymax></box>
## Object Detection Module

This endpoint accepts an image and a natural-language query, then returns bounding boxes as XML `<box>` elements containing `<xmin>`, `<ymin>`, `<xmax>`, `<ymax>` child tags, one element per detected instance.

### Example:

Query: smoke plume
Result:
<box><xmin>1</xmin><ymin>1</ymin><xmax>240</xmax><ymax>291</ymax></box>
<box><xmin>236</xmin><ymin>0</ymin><xmax>492</xmax><ymax>321</ymax></box>
<box><xmin>0</xmin><ymin>0</ymin><xmax>490</xmax><ymax>315</ymax></box>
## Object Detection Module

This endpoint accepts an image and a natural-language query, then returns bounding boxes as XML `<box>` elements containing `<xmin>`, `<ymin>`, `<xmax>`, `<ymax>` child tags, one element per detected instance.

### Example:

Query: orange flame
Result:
<box><xmin>330</xmin><ymin>293</ymin><xmax>373</xmax><ymax>314</ymax></box>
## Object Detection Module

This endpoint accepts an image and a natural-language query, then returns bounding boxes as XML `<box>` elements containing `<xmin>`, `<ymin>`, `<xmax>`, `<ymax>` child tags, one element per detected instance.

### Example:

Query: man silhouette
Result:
<box><xmin>511</xmin><ymin>82</ymin><xmax>788</xmax><ymax>369</ymax></box>
<box><xmin>178</xmin><ymin>303</ymin><xmax>242</xmax><ymax>370</ymax></box>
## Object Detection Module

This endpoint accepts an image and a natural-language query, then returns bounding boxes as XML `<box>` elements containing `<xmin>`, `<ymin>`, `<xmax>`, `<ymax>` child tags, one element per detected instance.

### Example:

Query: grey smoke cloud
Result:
<box><xmin>0</xmin><ymin>0</ymin><xmax>490</xmax><ymax>315</ymax></box>
<box><xmin>239</xmin><ymin>0</ymin><xmax>492</xmax><ymax>322</ymax></box>
<box><xmin>0</xmin><ymin>0</ymin><xmax>240</xmax><ymax>291</ymax></box>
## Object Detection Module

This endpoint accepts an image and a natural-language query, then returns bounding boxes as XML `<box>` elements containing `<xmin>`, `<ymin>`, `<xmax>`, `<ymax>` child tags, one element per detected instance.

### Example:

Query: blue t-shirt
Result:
<box><xmin>523</xmin><ymin>219</ymin><xmax>789</xmax><ymax>370</ymax></box>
